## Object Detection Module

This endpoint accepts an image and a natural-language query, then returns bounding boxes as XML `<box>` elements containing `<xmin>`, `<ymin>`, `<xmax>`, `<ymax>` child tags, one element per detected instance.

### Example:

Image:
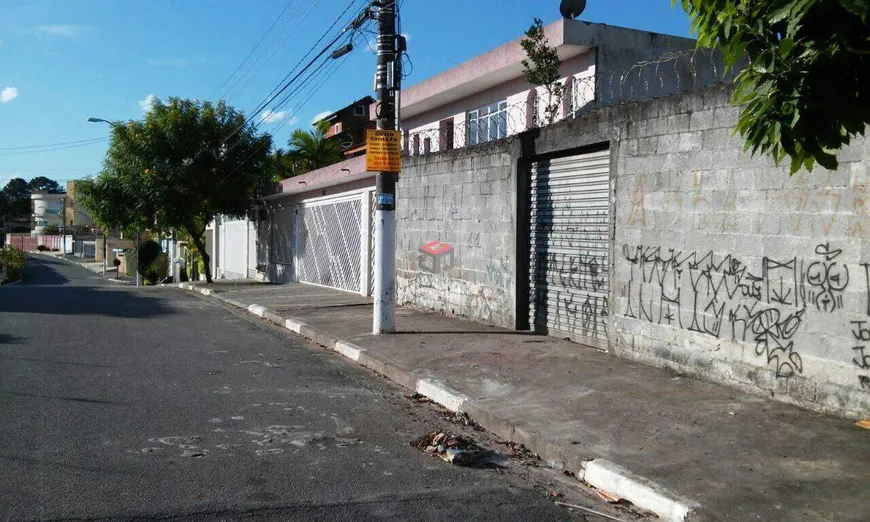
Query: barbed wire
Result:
<box><xmin>402</xmin><ymin>47</ymin><xmax>734</xmax><ymax>158</ymax></box>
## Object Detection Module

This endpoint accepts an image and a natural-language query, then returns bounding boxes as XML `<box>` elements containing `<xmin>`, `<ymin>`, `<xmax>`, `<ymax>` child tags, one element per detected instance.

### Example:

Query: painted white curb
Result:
<box><xmin>284</xmin><ymin>319</ymin><xmax>305</xmax><ymax>333</ymax></box>
<box><xmin>248</xmin><ymin>304</ymin><xmax>266</xmax><ymax>317</ymax></box>
<box><xmin>583</xmin><ymin>459</ymin><xmax>697</xmax><ymax>522</ymax></box>
<box><xmin>416</xmin><ymin>378</ymin><xmax>470</xmax><ymax>413</ymax></box>
<box><xmin>334</xmin><ymin>341</ymin><xmax>364</xmax><ymax>362</ymax></box>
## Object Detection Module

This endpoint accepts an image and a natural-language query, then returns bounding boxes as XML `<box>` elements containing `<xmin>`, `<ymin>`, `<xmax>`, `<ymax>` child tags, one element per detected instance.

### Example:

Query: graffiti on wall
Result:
<box><xmin>852</xmin><ymin>321</ymin><xmax>870</xmax><ymax>390</ymax></box>
<box><xmin>399</xmin><ymin>245</ymin><xmax>514</xmax><ymax>327</ymax></box>
<box><xmin>622</xmin><ymin>243</ymin><xmax>870</xmax><ymax>384</ymax></box>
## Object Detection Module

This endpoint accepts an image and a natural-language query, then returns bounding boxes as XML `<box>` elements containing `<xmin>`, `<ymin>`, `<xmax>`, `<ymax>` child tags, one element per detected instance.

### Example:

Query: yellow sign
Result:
<box><xmin>366</xmin><ymin>129</ymin><xmax>402</xmax><ymax>172</ymax></box>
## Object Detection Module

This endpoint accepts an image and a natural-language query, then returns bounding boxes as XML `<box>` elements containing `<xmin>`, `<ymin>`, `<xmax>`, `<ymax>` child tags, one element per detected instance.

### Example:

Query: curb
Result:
<box><xmin>34</xmin><ymin>253</ymin><xmax>135</xmax><ymax>285</ymax></box>
<box><xmin>176</xmin><ymin>283</ymin><xmax>698</xmax><ymax>521</ymax></box>
<box><xmin>0</xmin><ymin>276</ymin><xmax>24</xmax><ymax>287</ymax></box>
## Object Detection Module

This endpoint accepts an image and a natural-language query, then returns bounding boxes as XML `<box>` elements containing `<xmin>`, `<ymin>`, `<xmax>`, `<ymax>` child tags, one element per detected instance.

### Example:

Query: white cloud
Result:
<box><xmin>1</xmin><ymin>86</ymin><xmax>18</xmax><ymax>104</ymax></box>
<box><xmin>311</xmin><ymin>110</ymin><xmax>332</xmax><ymax>124</ymax></box>
<box><xmin>36</xmin><ymin>25</ymin><xmax>90</xmax><ymax>37</ymax></box>
<box><xmin>260</xmin><ymin>109</ymin><xmax>288</xmax><ymax>123</ymax></box>
<box><xmin>138</xmin><ymin>94</ymin><xmax>156</xmax><ymax>113</ymax></box>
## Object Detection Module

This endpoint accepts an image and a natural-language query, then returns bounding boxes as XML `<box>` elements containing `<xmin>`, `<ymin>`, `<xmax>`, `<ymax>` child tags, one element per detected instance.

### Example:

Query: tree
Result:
<box><xmin>27</xmin><ymin>176</ymin><xmax>64</xmax><ymax>194</ymax></box>
<box><xmin>286</xmin><ymin>120</ymin><xmax>343</xmax><ymax>175</ymax></box>
<box><xmin>521</xmin><ymin>18</ymin><xmax>563</xmax><ymax>126</ymax></box>
<box><xmin>1</xmin><ymin>178</ymin><xmax>31</xmax><ymax>223</ymax></box>
<box><xmin>677</xmin><ymin>0</ymin><xmax>870</xmax><ymax>173</ymax></box>
<box><xmin>78</xmin><ymin>97</ymin><xmax>273</xmax><ymax>283</ymax></box>
<box><xmin>271</xmin><ymin>148</ymin><xmax>296</xmax><ymax>181</ymax></box>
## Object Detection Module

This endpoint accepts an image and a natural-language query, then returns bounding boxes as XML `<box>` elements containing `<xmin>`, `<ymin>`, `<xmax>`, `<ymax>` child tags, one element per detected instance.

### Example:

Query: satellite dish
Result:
<box><xmin>560</xmin><ymin>0</ymin><xmax>586</xmax><ymax>20</ymax></box>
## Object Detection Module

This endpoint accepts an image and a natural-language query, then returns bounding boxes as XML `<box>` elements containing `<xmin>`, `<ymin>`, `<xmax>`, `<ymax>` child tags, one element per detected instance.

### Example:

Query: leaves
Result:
<box><xmin>285</xmin><ymin>120</ymin><xmax>343</xmax><ymax>176</ymax></box>
<box><xmin>521</xmin><ymin>18</ymin><xmax>564</xmax><ymax>126</ymax></box>
<box><xmin>678</xmin><ymin>0</ymin><xmax>870</xmax><ymax>173</ymax></box>
<box><xmin>78</xmin><ymin>97</ymin><xmax>273</xmax><ymax>282</ymax></box>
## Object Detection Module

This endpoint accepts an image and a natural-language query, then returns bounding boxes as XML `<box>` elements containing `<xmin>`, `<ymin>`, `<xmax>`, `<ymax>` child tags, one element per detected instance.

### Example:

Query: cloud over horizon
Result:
<box><xmin>138</xmin><ymin>94</ymin><xmax>156</xmax><ymax>113</ymax></box>
<box><xmin>1</xmin><ymin>86</ymin><xmax>18</xmax><ymax>104</ymax></box>
<box><xmin>311</xmin><ymin>110</ymin><xmax>332</xmax><ymax>124</ymax></box>
<box><xmin>260</xmin><ymin>109</ymin><xmax>291</xmax><ymax>124</ymax></box>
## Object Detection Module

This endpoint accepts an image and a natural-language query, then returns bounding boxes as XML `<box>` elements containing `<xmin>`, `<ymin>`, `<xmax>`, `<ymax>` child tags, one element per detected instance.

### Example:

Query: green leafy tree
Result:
<box><xmin>78</xmin><ymin>97</ymin><xmax>273</xmax><ymax>283</ymax></box>
<box><xmin>286</xmin><ymin>120</ymin><xmax>342</xmax><ymax>175</ymax></box>
<box><xmin>677</xmin><ymin>0</ymin><xmax>870</xmax><ymax>173</ymax></box>
<box><xmin>271</xmin><ymin>148</ymin><xmax>297</xmax><ymax>181</ymax></box>
<box><xmin>27</xmin><ymin>176</ymin><xmax>64</xmax><ymax>194</ymax></box>
<box><xmin>521</xmin><ymin>18</ymin><xmax>563</xmax><ymax>126</ymax></box>
<box><xmin>1</xmin><ymin>178</ymin><xmax>31</xmax><ymax>223</ymax></box>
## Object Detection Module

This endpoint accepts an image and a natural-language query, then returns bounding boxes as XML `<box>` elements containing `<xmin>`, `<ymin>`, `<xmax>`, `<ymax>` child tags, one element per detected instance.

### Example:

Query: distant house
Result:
<box><xmin>315</xmin><ymin>96</ymin><xmax>376</xmax><ymax>159</ymax></box>
<box><xmin>64</xmin><ymin>180</ymin><xmax>93</xmax><ymax>229</ymax></box>
<box><xmin>30</xmin><ymin>192</ymin><xmax>65</xmax><ymax>234</ymax></box>
<box><xmin>30</xmin><ymin>180</ymin><xmax>94</xmax><ymax>235</ymax></box>
<box><xmin>401</xmin><ymin>19</ymin><xmax>713</xmax><ymax>155</ymax></box>
<box><xmin>213</xmin><ymin>18</ymin><xmax>721</xmax><ymax>296</ymax></box>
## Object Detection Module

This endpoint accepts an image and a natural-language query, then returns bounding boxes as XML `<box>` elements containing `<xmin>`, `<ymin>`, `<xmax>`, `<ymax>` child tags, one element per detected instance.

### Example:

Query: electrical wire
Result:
<box><xmin>217</xmin><ymin>32</ymin><xmax>362</xmax><ymax>184</ymax></box>
<box><xmin>224</xmin><ymin>0</ymin><xmax>323</xmax><ymax>102</ymax></box>
<box><xmin>0</xmin><ymin>138</ymin><xmax>110</xmax><ymax>156</ymax></box>
<box><xmin>0</xmin><ymin>137</ymin><xmax>108</xmax><ymax>151</ymax></box>
<box><xmin>236</xmin><ymin>0</ymin><xmax>366</xmax><ymax>127</ymax></box>
<box><xmin>210</xmin><ymin>0</ymin><xmax>303</xmax><ymax>100</ymax></box>
<box><xmin>221</xmin><ymin>0</ymin><xmax>370</xmax><ymax>148</ymax></box>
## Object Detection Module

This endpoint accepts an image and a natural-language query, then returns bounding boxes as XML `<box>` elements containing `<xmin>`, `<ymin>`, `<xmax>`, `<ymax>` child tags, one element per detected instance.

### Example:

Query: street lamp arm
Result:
<box><xmin>87</xmin><ymin>117</ymin><xmax>117</xmax><ymax>126</ymax></box>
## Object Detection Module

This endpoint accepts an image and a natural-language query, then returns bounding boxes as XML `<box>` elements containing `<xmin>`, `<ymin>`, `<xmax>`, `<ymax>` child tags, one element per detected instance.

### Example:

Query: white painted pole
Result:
<box><xmin>135</xmin><ymin>232</ymin><xmax>141</xmax><ymax>287</ymax></box>
<box><xmin>372</xmin><ymin>0</ymin><xmax>398</xmax><ymax>334</ymax></box>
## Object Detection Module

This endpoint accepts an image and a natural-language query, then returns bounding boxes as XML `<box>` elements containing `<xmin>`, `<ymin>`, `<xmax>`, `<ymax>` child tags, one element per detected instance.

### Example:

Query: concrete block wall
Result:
<box><xmin>609</xmin><ymin>85</ymin><xmax>870</xmax><ymax>418</ymax></box>
<box><xmin>396</xmin><ymin>141</ymin><xmax>518</xmax><ymax>328</ymax></box>
<box><xmin>393</xmin><ymin>81</ymin><xmax>869</xmax><ymax>418</ymax></box>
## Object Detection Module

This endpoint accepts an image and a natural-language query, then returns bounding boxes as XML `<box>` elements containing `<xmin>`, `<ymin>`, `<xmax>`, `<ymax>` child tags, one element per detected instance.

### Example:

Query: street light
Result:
<box><xmin>88</xmin><ymin>116</ymin><xmax>141</xmax><ymax>286</ymax></box>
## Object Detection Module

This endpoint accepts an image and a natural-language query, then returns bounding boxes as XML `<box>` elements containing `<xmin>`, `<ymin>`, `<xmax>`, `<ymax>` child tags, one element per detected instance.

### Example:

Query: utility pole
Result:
<box><xmin>372</xmin><ymin>0</ymin><xmax>399</xmax><ymax>334</ymax></box>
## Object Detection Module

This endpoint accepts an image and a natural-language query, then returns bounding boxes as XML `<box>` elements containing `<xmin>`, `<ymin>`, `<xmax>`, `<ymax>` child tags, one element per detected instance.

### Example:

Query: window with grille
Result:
<box><xmin>466</xmin><ymin>100</ymin><xmax>508</xmax><ymax>146</ymax></box>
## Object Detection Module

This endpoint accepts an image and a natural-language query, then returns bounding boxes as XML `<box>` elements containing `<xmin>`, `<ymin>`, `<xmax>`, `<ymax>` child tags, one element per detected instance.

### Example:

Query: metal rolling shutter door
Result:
<box><xmin>529</xmin><ymin>149</ymin><xmax>611</xmax><ymax>348</ymax></box>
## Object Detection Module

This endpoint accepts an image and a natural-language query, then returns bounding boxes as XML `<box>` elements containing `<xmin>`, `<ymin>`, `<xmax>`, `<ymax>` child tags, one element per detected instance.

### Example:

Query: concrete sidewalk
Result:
<box><xmin>177</xmin><ymin>280</ymin><xmax>870</xmax><ymax>522</ymax></box>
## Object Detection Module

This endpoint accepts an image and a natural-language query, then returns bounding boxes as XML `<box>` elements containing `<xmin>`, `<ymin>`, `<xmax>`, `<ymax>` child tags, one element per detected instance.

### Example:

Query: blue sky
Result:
<box><xmin>0</xmin><ymin>0</ymin><xmax>692</xmax><ymax>187</ymax></box>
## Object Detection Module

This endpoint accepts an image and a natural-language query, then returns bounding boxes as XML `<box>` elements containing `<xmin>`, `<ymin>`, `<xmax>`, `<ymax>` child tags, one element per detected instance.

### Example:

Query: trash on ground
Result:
<box><xmin>407</xmin><ymin>393</ymin><xmax>433</xmax><ymax>404</ymax></box>
<box><xmin>554</xmin><ymin>501</ymin><xmax>631</xmax><ymax>522</ymax></box>
<box><xmin>856</xmin><ymin>419</ymin><xmax>870</xmax><ymax>430</ymax></box>
<box><xmin>410</xmin><ymin>431</ymin><xmax>484</xmax><ymax>466</ymax></box>
<box><xmin>594</xmin><ymin>487</ymin><xmax>624</xmax><ymax>504</ymax></box>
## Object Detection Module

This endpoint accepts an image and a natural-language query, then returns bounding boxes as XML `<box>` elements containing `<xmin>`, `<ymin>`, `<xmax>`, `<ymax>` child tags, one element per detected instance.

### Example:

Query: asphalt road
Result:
<box><xmin>0</xmin><ymin>257</ymin><xmax>585</xmax><ymax>522</ymax></box>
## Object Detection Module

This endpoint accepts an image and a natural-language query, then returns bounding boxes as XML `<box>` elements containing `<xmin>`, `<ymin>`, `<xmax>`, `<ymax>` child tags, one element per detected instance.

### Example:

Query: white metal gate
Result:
<box><xmin>220</xmin><ymin>218</ymin><xmax>248</xmax><ymax>279</ymax></box>
<box><xmin>529</xmin><ymin>149</ymin><xmax>611</xmax><ymax>348</ymax></box>
<box><xmin>296</xmin><ymin>194</ymin><xmax>363</xmax><ymax>293</ymax></box>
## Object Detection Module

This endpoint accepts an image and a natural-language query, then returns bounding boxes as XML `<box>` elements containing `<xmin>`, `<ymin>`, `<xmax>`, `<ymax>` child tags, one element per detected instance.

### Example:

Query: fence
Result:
<box><xmin>402</xmin><ymin>48</ymin><xmax>734</xmax><ymax>157</ymax></box>
<box><xmin>73</xmin><ymin>239</ymin><xmax>97</xmax><ymax>258</ymax></box>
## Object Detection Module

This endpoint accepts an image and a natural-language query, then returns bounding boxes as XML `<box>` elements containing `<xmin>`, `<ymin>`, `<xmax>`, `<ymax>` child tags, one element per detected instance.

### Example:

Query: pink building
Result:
<box><xmin>400</xmin><ymin>19</ymin><xmax>705</xmax><ymax>155</ymax></box>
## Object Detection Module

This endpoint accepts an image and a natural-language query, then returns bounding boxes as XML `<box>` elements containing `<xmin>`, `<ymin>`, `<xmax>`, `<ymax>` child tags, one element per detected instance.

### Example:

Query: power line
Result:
<box><xmin>0</xmin><ymin>138</ymin><xmax>110</xmax><ymax>156</ymax></box>
<box><xmin>228</xmin><ymin>0</ymin><xmax>368</xmax><ymax>144</ymax></box>
<box><xmin>211</xmin><ymin>0</ymin><xmax>302</xmax><ymax>100</ymax></box>
<box><xmin>224</xmin><ymin>0</ymin><xmax>324</xmax><ymax>102</ymax></box>
<box><xmin>0</xmin><ymin>137</ymin><xmax>108</xmax><ymax>151</ymax></box>
<box><xmin>218</xmin><ymin>34</ymin><xmax>361</xmax><ymax>184</ymax></box>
